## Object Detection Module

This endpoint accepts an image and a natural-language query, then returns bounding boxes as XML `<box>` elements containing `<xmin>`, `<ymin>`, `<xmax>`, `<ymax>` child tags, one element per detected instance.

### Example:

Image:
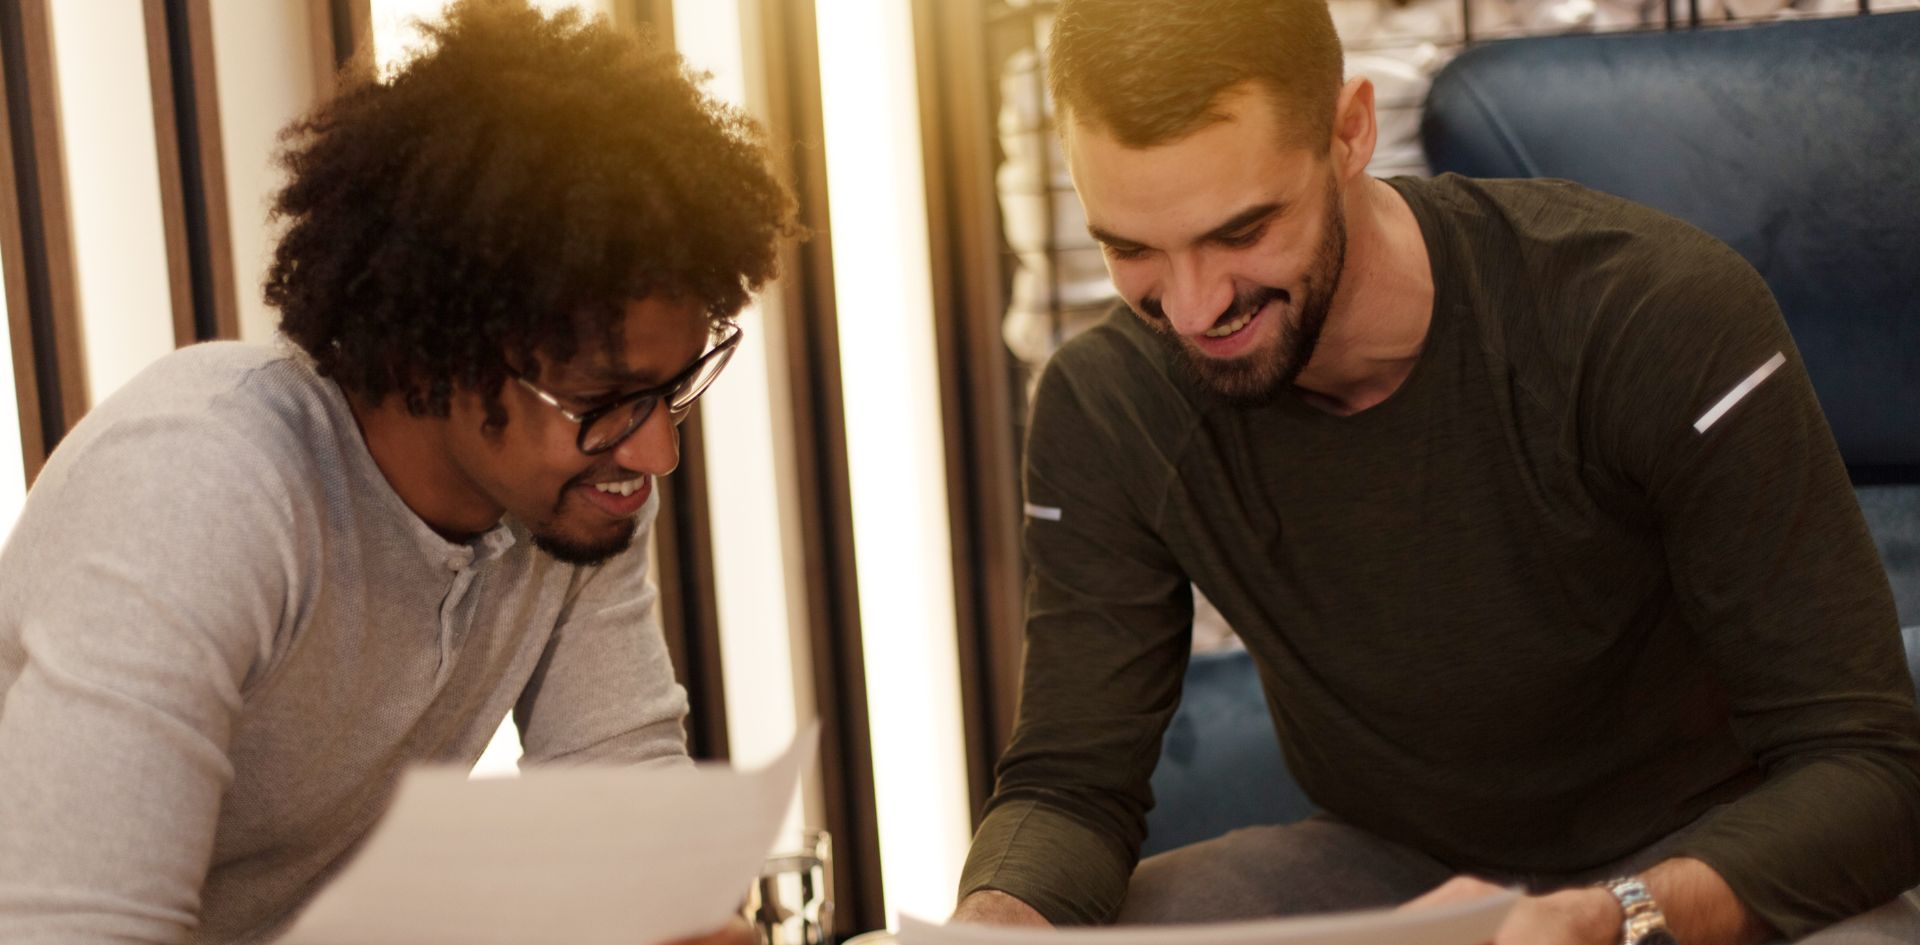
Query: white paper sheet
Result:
<box><xmin>897</xmin><ymin>888</ymin><xmax>1518</xmax><ymax>945</ymax></box>
<box><xmin>279</xmin><ymin>723</ymin><xmax>818</xmax><ymax>945</ymax></box>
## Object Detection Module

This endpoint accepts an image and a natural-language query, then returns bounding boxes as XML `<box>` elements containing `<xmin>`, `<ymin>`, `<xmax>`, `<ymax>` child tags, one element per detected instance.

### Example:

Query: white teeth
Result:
<box><xmin>1204</xmin><ymin>311</ymin><xmax>1255</xmax><ymax>338</ymax></box>
<box><xmin>593</xmin><ymin>477</ymin><xmax>646</xmax><ymax>497</ymax></box>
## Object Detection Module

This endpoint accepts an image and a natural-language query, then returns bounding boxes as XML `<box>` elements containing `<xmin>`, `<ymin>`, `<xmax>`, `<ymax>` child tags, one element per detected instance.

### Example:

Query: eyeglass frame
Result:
<box><xmin>510</xmin><ymin>320</ymin><xmax>743</xmax><ymax>455</ymax></box>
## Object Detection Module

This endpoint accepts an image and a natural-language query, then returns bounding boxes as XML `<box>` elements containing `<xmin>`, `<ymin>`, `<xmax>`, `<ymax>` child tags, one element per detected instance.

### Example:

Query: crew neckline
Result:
<box><xmin>1265</xmin><ymin>175</ymin><xmax>1460</xmax><ymax>427</ymax></box>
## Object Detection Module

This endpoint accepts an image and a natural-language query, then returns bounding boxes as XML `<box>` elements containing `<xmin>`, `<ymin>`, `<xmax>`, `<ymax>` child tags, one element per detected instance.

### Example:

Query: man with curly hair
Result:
<box><xmin>0</xmin><ymin>2</ymin><xmax>790</xmax><ymax>943</ymax></box>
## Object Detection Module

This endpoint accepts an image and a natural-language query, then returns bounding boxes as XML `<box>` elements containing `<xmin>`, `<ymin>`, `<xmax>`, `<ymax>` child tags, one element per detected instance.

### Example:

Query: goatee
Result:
<box><xmin>533</xmin><ymin>520</ymin><xmax>638</xmax><ymax>566</ymax></box>
<box><xmin>1138</xmin><ymin>178</ymin><xmax>1348</xmax><ymax>406</ymax></box>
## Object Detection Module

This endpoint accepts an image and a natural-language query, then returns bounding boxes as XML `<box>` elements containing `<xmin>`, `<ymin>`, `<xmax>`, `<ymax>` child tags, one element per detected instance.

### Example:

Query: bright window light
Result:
<box><xmin>47</xmin><ymin>0</ymin><xmax>175</xmax><ymax>403</ymax></box>
<box><xmin>672</xmin><ymin>0</ymin><xmax>813</xmax><ymax>827</ymax></box>
<box><xmin>205</xmin><ymin>1</ymin><xmax>325</xmax><ymax>342</ymax></box>
<box><xmin>815</xmin><ymin>0</ymin><xmax>973</xmax><ymax>925</ymax></box>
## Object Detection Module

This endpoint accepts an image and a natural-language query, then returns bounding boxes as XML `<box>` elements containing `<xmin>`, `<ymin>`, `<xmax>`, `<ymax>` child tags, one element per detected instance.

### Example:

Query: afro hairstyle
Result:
<box><xmin>266</xmin><ymin>0</ymin><xmax>796</xmax><ymax>417</ymax></box>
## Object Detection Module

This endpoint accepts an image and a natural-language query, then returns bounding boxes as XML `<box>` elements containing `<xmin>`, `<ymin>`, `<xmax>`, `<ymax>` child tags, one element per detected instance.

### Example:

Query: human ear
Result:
<box><xmin>1330</xmin><ymin>76</ymin><xmax>1377</xmax><ymax>182</ymax></box>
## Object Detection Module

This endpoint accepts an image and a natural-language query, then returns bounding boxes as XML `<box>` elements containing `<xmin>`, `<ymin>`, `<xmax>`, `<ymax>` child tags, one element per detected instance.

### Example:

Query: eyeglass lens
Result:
<box><xmin>576</xmin><ymin>337</ymin><xmax>738</xmax><ymax>453</ymax></box>
<box><xmin>580</xmin><ymin>397</ymin><xmax>661</xmax><ymax>453</ymax></box>
<box><xmin>668</xmin><ymin>343</ymin><xmax>737</xmax><ymax>413</ymax></box>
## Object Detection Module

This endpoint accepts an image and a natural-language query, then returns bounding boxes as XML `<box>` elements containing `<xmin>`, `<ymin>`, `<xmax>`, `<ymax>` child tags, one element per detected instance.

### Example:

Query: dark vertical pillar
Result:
<box><xmin>145</xmin><ymin>0</ymin><xmax>238</xmax><ymax>345</ymax></box>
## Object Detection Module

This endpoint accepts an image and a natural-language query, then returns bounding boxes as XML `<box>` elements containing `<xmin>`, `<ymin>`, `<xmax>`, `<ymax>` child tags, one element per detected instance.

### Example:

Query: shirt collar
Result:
<box><xmin>305</xmin><ymin>355</ymin><xmax>520</xmax><ymax>571</ymax></box>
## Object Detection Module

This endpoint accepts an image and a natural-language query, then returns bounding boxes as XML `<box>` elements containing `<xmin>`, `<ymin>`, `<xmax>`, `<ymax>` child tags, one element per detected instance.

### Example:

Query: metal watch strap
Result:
<box><xmin>1602</xmin><ymin>876</ymin><xmax>1677</xmax><ymax>945</ymax></box>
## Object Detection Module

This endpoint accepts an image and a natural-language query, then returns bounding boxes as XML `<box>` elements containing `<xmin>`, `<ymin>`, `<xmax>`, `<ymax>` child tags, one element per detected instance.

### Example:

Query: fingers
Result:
<box><xmin>1400</xmin><ymin>875</ymin><xmax>1508</xmax><ymax>910</ymax></box>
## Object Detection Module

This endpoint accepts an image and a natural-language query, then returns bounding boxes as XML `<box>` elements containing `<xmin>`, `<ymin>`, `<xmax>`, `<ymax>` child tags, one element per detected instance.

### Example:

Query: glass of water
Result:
<box><xmin>743</xmin><ymin>829</ymin><xmax>833</xmax><ymax>945</ymax></box>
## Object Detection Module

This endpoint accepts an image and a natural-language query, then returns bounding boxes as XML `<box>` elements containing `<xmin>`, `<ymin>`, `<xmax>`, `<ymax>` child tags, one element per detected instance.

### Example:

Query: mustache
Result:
<box><xmin>1137</xmin><ymin>286</ymin><xmax>1288</xmax><ymax>331</ymax></box>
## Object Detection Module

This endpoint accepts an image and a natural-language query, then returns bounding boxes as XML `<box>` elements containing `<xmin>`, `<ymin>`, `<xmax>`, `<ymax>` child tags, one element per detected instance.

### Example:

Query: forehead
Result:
<box><xmin>1066</xmin><ymin>88</ymin><xmax>1322</xmax><ymax>244</ymax></box>
<box><xmin>547</xmin><ymin>295</ymin><xmax>712</xmax><ymax>386</ymax></box>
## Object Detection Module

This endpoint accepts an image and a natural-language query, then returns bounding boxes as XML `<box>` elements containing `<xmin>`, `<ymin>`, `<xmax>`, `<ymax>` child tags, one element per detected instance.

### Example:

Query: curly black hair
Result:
<box><xmin>266</xmin><ymin>0</ymin><xmax>796</xmax><ymax>417</ymax></box>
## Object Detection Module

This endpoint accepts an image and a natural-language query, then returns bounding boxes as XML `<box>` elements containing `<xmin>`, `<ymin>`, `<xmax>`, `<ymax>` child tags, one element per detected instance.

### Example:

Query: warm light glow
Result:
<box><xmin>372</xmin><ymin>0</ymin><xmax>613</xmax><ymax>77</ymax></box>
<box><xmin>816</xmin><ymin>0</ymin><xmax>974</xmax><ymax>925</ymax></box>
<box><xmin>47</xmin><ymin>0</ymin><xmax>175</xmax><ymax>404</ymax></box>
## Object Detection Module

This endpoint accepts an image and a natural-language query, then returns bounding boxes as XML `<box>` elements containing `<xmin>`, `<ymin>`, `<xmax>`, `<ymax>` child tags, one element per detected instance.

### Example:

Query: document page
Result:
<box><xmin>897</xmin><ymin>888</ymin><xmax>1518</xmax><ymax>945</ymax></box>
<box><xmin>279</xmin><ymin>723</ymin><xmax>818</xmax><ymax>945</ymax></box>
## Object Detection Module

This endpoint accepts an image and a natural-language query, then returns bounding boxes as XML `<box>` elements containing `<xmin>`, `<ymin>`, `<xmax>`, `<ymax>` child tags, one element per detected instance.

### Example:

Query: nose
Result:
<box><xmin>1160</xmin><ymin>252</ymin><xmax>1234</xmax><ymax>337</ymax></box>
<box><xmin>609</xmin><ymin>404</ymin><xmax>681</xmax><ymax>478</ymax></box>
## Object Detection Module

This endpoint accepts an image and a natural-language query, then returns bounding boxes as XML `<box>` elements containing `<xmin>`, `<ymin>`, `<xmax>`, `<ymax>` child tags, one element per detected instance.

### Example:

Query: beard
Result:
<box><xmin>529</xmin><ymin>467</ymin><xmax>644</xmax><ymax>566</ymax></box>
<box><xmin>1139</xmin><ymin>176</ymin><xmax>1349</xmax><ymax>407</ymax></box>
<box><xmin>532</xmin><ymin>523</ymin><xmax>638</xmax><ymax>567</ymax></box>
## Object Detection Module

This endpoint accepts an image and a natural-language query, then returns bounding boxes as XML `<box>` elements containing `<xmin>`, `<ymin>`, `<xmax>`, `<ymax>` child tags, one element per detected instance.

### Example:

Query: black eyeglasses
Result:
<box><xmin>513</xmin><ymin>321</ymin><xmax>743</xmax><ymax>455</ymax></box>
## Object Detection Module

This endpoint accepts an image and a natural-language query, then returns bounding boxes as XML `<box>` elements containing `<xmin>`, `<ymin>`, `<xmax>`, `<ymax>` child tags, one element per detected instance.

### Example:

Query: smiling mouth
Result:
<box><xmin>1198</xmin><ymin>291</ymin><xmax>1284</xmax><ymax>341</ymax></box>
<box><xmin>570</xmin><ymin>473</ymin><xmax>653</xmax><ymax>521</ymax></box>
<box><xmin>1204</xmin><ymin>309</ymin><xmax>1258</xmax><ymax>338</ymax></box>
<box><xmin>591</xmin><ymin>475</ymin><xmax>648</xmax><ymax>497</ymax></box>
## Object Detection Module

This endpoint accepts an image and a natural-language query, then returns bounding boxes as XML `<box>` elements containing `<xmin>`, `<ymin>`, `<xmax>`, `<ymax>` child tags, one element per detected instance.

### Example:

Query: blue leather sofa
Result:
<box><xmin>1142</xmin><ymin>10</ymin><xmax>1920</xmax><ymax>856</ymax></box>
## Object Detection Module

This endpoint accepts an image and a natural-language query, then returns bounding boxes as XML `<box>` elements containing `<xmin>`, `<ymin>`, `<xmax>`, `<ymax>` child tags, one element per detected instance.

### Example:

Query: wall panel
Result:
<box><xmin>49</xmin><ymin>0</ymin><xmax>176</xmax><ymax>402</ymax></box>
<box><xmin>207</xmin><ymin>0</ymin><xmax>324</xmax><ymax>342</ymax></box>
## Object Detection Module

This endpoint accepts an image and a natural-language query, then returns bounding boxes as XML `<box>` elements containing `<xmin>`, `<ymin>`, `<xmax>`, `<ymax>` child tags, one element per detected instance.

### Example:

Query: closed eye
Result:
<box><xmin>1214</xmin><ymin>225</ymin><xmax>1267</xmax><ymax>249</ymax></box>
<box><xmin>1104</xmin><ymin>243</ymin><xmax>1150</xmax><ymax>261</ymax></box>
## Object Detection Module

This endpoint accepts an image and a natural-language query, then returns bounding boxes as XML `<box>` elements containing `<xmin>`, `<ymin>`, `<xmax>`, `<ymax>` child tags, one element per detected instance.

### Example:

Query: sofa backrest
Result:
<box><xmin>1421</xmin><ymin>13</ymin><xmax>1920</xmax><ymax>630</ymax></box>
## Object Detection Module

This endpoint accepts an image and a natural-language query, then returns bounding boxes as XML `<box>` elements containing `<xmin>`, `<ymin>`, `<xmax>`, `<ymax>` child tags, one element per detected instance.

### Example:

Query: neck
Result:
<box><xmin>1292</xmin><ymin>176</ymin><xmax>1434</xmax><ymax>415</ymax></box>
<box><xmin>344</xmin><ymin>389</ymin><xmax>500</xmax><ymax>543</ymax></box>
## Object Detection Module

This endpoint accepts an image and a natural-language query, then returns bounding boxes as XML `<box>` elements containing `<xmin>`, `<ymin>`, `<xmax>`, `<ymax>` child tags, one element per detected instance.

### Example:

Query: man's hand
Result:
<box><xmin>1402</xmin><ymin>876</ymin><xmax>1618</xmax><ymax>945</ymax></box>
<box><xmin>952</xmin><ymin>890</ymin><xmax>1053</xmax><ymax>928</ymax></box>
<box><xmin>1401</xmin><ymin>858</ymin><xmax>1773</xmax><ymax>945</ymax></box>
<box><xmin>659</xmin><ymin>918</ymin><xmax>757</xmax><ymax>945</ymax></box>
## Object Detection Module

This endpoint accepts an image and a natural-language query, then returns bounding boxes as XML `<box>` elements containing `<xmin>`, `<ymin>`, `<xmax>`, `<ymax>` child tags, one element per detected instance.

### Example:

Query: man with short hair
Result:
<box><xmin>0</xmin><ymin>3</ymin><xmax>792</xmax><ymax>942</ymax></box>
<box><xmin>952</xmin><ymin>1</ymin><xmax>1920</xmax><ymax>942</ymax></box>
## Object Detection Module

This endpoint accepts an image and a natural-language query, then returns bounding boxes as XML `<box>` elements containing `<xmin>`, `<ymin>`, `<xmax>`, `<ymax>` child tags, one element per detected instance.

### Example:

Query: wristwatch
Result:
<box><xmin>1602</xmin><ymin>876</ymin><xmax>1679</xmax><ymax>945</ymax></box>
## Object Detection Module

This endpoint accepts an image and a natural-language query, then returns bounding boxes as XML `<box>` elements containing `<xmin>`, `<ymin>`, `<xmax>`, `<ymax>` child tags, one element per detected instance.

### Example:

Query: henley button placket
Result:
<box><xmin>434</xmin><ymin>553</ymin><xmax>478</xmax><ymax>685</ymax></box>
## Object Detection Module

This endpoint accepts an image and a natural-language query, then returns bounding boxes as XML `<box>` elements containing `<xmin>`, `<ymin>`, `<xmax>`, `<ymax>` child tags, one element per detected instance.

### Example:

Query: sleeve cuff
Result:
<box><xmin>958</xmin><ymin>798</ymin><xmax>1137</xmax><ymax>925</ymax></box>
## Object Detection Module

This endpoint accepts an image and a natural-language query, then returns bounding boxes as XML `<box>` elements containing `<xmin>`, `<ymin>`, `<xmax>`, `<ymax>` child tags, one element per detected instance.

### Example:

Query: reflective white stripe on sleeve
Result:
<box><xmin>1024</xmin><ymin>502</ymin><xmax>1062</xmax><ymax>522</ymax></box>
<box><xmin>1693</xmin><ymin>351</ymin><xmax>1787</xmax><ymax>434</ymax></box>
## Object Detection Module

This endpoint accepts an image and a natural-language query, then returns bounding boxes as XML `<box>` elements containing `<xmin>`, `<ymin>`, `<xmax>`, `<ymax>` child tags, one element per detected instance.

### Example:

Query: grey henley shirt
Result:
<box><xmin>0</xmin><ymin>342</ymin><xmax>690</xmax><ymax>944</ymax></box>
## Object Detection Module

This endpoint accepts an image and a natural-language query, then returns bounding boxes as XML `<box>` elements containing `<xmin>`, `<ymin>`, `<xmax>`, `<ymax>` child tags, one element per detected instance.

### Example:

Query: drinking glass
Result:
<box><xmin>743</xmin><ymin>829</ymin><xmax>833</xmax><ymax>945</ymax></box>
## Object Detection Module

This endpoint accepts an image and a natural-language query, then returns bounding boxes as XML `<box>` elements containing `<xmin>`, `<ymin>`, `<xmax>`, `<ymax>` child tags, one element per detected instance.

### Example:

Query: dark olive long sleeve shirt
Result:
<box><xmin>959</xmin><ymin>175</ymin><xmax>1920</xmax><ymax>939</ymax></box>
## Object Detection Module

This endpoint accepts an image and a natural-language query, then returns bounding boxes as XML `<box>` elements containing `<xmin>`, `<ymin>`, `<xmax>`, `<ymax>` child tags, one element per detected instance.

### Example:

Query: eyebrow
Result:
<box><xmin>1201</xmin><ymin>202</ymin><xmax>1285</xmax><ymax>241</ymax></box>
<box><xmin>1087</xmin><ymin>201</ymin><xmax>1287</xmax><ymax>252</ymax></box>
<box><xmin>561</xmin><ymin>364</ymin><xmax>665</xmax><ymax>390</ymax></box>
<box><xmin>1086</xmin><ymin>223</ymin><xmax>1146</xmax><ymax>251</ymax></box>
